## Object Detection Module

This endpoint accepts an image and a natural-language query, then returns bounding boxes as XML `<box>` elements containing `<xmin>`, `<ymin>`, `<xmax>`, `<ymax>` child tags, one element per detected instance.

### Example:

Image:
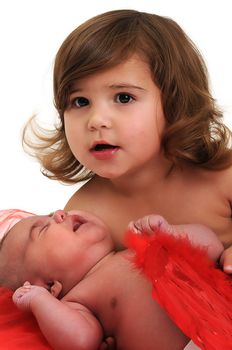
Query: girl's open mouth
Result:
<box><xmin>91</xmin><ymin>143</ymin><xmax>119</xmax><ymax>152</ymax></box>
<box><xmin>89</xmin><ymin>142</ymin><xmax>120</xmax><ymax>160</ymax></box>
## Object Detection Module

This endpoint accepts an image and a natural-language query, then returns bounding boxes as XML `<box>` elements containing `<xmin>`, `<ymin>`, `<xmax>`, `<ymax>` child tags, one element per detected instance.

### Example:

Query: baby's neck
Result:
<box><xmin>85</xmin><ymin>251</ymin><xmax>117</xmax><ymax>277</ymax></box>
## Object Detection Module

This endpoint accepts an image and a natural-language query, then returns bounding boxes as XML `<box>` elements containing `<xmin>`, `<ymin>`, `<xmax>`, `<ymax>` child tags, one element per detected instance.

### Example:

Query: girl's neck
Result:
<box><xmin>106</xmin><ymin>158</ymin><xmax>175</xmax><ymax>196</ymax></box>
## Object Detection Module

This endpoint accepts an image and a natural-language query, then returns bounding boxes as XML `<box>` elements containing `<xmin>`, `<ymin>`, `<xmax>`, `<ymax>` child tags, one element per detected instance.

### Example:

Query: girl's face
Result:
<box><xmin>2</xmin><ymin>210</ymin><xmax>113</xmax><ymax>293</ymax></box>
<box><xmin>64</xmin><ymin>55</ymin><xmax>166</xmax><ymax>179</ymax></box>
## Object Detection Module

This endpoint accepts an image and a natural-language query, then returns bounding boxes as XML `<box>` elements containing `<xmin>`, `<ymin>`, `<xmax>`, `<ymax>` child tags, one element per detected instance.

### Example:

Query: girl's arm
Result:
<box><xmin>129</xmin><ymin>214</ymin><xmax>224</xmax><ymax>261</ymax></box>
<box><xmin>13</xmin><ymin>282</ymin><xmax>103</xmax><ymax>350</ymax></box>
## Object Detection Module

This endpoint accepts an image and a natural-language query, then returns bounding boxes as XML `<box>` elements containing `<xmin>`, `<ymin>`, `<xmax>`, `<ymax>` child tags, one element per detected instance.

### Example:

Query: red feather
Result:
<box><xmin>125</xmin><ymin>230</ymin><xmax>232</xmax><ymax>350</ymax></box>
<box><xmin>0</xmin><ymin>288</ymin><xmax>51</xmax><ymax>349</ymax></box>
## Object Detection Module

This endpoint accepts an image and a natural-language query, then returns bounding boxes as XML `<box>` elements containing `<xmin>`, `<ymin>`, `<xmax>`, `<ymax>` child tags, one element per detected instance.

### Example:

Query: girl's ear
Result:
<box><xmin>48</xmin><ymin>280</ymin><xmax>63</xmax><ymax>297</ymax></box>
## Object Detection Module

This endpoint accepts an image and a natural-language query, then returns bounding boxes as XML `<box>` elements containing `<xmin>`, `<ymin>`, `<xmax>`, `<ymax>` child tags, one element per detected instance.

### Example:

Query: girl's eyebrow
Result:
<box><xmin>70</xmin><ymin>84</ymin><xmax>146</xmax><ymax>95</ymax></box>
<box><xmin>70</xmin><ymin>88</ymin><xmax>83</xmax><ymax>94</ymax></box>
<box><xmin>109</xmin><ymin>83</ymin><xmax>146</xmax><ymax>91</ymax></box>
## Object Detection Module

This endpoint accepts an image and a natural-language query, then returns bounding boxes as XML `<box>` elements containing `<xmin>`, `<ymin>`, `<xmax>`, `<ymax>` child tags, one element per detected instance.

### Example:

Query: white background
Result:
<box><xmin>0</xmin><ymin>0</ymin><xmax>231</xmax><ymax>214</ymax></box>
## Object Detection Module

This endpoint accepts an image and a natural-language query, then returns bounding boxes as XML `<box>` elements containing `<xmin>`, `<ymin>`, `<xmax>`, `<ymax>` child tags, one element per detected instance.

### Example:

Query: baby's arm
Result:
<box><xmin>13</xmin><ymin>282</ymin><xmax>103</xmax><ymax>350</ymax></box>
<box><xmin>129</xmin><ymin>215</ymin><xmax>224</xmax><ymax>262</ymax></box>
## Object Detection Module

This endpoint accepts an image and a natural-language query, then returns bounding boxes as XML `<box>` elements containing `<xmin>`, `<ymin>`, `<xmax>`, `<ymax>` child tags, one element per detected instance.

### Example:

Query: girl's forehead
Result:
<box><xmin>71</xmin><ymin>56</ymin><xmax>151</xmax><ymax>88</ymax></box>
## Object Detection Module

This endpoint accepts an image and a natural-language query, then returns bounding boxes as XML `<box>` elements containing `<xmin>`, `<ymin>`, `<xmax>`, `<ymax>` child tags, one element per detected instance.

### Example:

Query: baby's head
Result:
<box><xmin>0</xmin><ymin>209</ymin><xmax>113</xmax><ymax>296</ymax></box>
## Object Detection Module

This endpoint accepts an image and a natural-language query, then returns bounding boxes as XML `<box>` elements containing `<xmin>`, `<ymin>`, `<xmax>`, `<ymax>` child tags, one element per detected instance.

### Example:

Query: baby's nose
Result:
<box><xmin>52</xmin><ymin>210</ymin><xmax>67</xmax><ymax>223</ymax></box>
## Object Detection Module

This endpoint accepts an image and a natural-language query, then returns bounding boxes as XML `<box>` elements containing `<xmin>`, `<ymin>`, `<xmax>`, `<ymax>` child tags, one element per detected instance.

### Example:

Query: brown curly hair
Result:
<box><xmin>22</xmin><ymin>9</ymin><xmax>232</xmax><ymax>184</ymax></box>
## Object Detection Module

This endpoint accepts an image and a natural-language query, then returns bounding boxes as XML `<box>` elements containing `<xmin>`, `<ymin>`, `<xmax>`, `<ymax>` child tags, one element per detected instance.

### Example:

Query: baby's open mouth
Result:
<box><xmin>72</xmin><ymin>216</ymin><xmax>86</xmax><ymax>232</ymax></box>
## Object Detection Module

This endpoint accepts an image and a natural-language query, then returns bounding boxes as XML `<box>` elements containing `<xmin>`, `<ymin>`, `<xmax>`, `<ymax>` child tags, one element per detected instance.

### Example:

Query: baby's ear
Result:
<box><xmin>48</xmin><ymin>280</ymin><xmax>63</xmax><ymax>297</ymax></box>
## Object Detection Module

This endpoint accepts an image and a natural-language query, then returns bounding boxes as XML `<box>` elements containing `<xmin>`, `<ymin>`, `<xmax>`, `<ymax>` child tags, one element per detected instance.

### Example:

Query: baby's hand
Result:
<box><xmin>129</xmin><ymin>214</ymin><xmax>170</xmax><ymax>235</ymax></box>
<box><xmin>13</xmin><ymin>281</ymin><xmax>49</xmax><ymax>311</ymax></box>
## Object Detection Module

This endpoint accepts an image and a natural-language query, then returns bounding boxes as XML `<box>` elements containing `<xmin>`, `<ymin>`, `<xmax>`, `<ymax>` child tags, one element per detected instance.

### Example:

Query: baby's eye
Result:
<box><xmin>115</xmin><ymin>93</ymin><xmax>134</xmax><ymax>104</ymax></box>
<box><xmin>71</xmin><ymin>97</ymin><xmax>89</xmax><ymax>108</ymax></box>
<box><xmin>39</xmin><ymin>224</ymin><xmax>49</xmax><ymax>235</ymax></box>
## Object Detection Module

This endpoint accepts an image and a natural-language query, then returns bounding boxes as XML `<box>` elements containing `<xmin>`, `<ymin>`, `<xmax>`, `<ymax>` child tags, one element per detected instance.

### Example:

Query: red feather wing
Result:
<box><xmin>125</xmin><ymin>230</ymin><xmax>232</xmax><ymax>350</ymax></box>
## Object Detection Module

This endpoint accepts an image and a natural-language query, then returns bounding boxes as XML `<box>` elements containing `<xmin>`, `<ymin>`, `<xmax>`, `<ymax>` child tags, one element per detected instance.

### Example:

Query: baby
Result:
<box><xmin>0</xmin><ymin>209</ymin><xmax>223</xmax><ymax>350</ymax></box>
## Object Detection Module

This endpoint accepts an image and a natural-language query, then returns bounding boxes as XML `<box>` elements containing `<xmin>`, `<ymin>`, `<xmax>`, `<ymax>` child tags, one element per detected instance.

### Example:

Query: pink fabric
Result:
<box><xmin>0</xmin><ymin>209</ymin><xmax>35</xmax><ymax>240</ymax></box>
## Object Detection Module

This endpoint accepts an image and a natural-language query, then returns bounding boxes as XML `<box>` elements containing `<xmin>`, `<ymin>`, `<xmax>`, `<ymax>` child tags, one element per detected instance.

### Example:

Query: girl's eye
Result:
<box><xmin>116</xmin><ymin>93</ymin><xmax>134</xmax><ymax>104</ymax></box>
<box><xmin>72</xmin><ymin>97</ymin><xmax>89</xmax><ymax>108</ymax></box>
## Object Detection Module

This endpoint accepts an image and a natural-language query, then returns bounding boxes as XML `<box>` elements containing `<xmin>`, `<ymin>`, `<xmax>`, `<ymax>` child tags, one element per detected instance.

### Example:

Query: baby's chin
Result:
<box><xmin>80</xmin><ymin>223</ymin><xmax>111</xmax><ymax>244</ymax></box>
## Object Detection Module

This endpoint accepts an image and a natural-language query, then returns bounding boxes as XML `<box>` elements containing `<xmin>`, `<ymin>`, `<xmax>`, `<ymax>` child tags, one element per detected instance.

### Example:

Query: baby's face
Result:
<box><xmin>2</xmin><ymin>210</ymin><xmax>113</xmax><ymax>291</ymax></box>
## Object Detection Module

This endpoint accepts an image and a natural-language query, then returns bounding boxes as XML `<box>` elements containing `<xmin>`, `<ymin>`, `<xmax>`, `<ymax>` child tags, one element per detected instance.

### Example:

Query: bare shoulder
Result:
<box><xmin>64</xmin><ymin>176</ymin><xmax>117</xmax><ymax>213</ymax></box>
<box><xmin>184</xmin><ymin>164</ymin><xmax>232</xmax><ymax>187</ymax></box>
<box><xmin>218</xmin><ymin>166</ymin><xmax>232</xmax><ymax>201</ymax></box>
<box><xmin>64</xmin><ymin>181</ymin><xmax>92</xmax><ymax>211</ymax></box>
<box><xmin>65</xmin><ymin>177</ymin><xmax>101</xmax><ymax>209</ymax></box>
<box><xmin>204</xmin><ymin>165</ymin><xmax>232</xmax><ymax>191</ymax></box>
<box><xmin>219</xmin><ymin>165</ymin><xmax>232</xmax><ymax>184</ymax></box>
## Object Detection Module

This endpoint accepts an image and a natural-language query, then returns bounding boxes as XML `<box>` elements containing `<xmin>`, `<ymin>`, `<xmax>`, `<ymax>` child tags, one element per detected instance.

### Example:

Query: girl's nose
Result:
<box><xmin>87</xmin><ymin>110</ymin><xmax>112</xmax><ymax>131</ymax></box>
<box><xmin>52</xmin><ymin>210</ymin><xmax>67</xmax><ymax>223</ymax></box>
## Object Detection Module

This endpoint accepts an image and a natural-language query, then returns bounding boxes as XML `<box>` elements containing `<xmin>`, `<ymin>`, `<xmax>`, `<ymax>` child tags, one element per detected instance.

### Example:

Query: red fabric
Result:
<box><xmin>0</xmin><ymin>287</ymin><xmax>51</xmax><ymax>349</ymax></box>
<box><xmin>125</xmin><ymin>230</ymin><xmax>232</xmax><ymax>350</ymax></box>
